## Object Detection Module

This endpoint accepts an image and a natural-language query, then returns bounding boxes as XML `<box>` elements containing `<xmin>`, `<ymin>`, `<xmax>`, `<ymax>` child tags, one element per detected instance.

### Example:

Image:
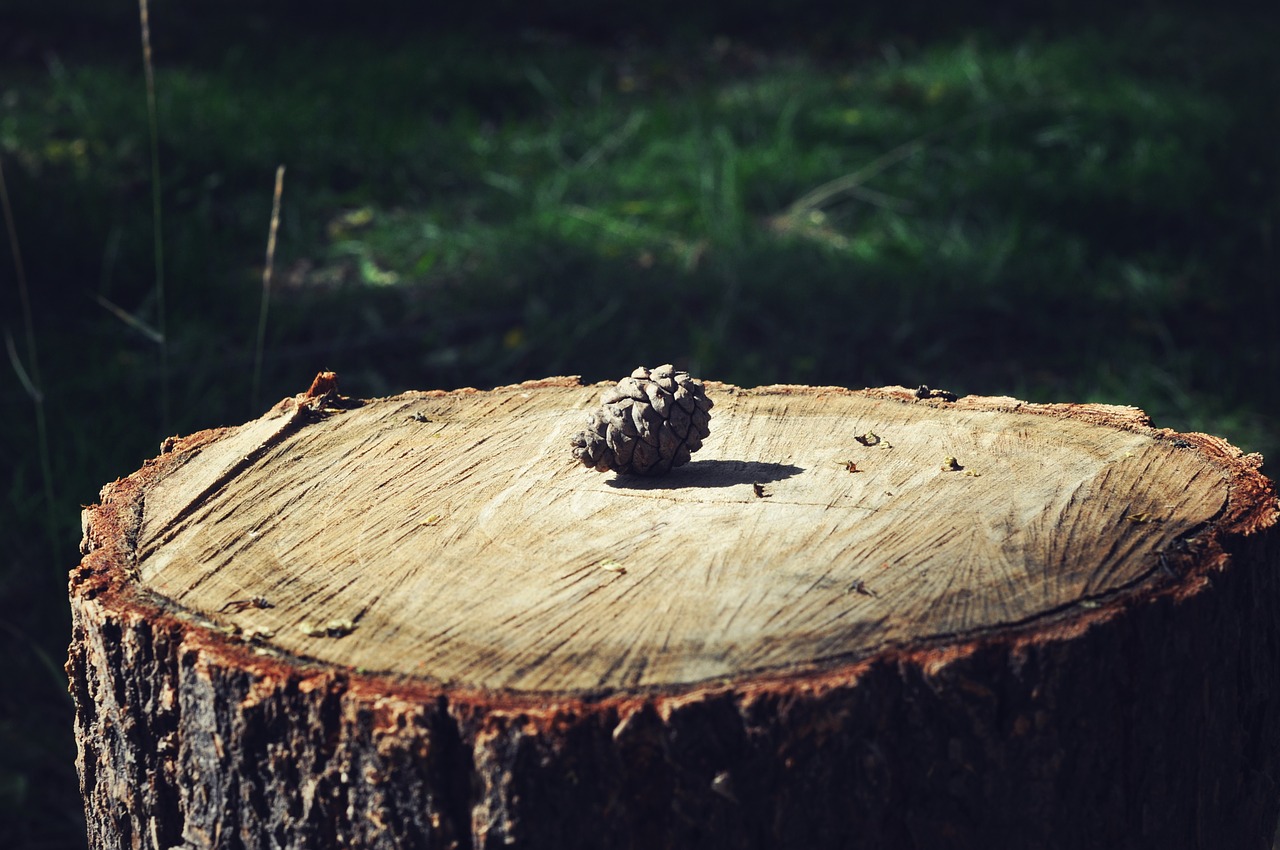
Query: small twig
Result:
<box><xmin>251</xmin><ymin>164</ymin><xmax>286</xmax><ymax>411</ymax></box>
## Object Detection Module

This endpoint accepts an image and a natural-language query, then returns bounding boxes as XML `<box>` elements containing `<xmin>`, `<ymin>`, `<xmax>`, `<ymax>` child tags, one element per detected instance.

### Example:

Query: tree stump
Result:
<box><xmin>69</xmin><ymin>373</ymin><xmax>1280</xmax><ymax>850</ymax></box>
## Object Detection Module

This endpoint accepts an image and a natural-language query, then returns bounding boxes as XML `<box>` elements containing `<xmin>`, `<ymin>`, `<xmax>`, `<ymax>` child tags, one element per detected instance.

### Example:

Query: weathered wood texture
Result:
<box><xmin>69</xmin><ymin>376</ymin><xmax>1280</xmax><ymax>849</ymax></box>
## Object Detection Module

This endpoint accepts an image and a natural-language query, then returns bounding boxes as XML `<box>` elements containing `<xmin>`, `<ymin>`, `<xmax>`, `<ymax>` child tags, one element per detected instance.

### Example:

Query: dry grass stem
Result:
<box><xmin>138</xmin><ymin>0</ymin><xmax>169</xmax><ymax>428</ymax></box>
<box><xmin>252</xmin><ymin>164</ymin><xmax>286</xmax><ymax>410</ymax></box>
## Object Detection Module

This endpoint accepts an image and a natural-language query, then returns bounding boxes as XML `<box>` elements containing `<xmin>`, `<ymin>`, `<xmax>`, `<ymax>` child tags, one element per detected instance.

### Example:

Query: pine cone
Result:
<box><xmin>571</xmin><ymin>365</ymin><xmax>713</xmax><ymax>476</ymax></box>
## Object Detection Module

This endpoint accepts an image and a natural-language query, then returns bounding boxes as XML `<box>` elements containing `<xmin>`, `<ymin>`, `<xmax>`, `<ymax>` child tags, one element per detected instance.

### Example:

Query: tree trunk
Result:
<box><xmin>68</xmin><ymin>373</ymin><xmax>1280</xmax><ymax>850</ymax></box>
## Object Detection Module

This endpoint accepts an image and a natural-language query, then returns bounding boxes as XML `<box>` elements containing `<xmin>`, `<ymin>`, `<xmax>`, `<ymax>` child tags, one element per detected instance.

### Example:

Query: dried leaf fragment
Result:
<box><xmin>299</xmin><ymin>618</ymin><xmax>357</xmax><ymax>638</ymax></box>
<box><xmin>219</xmin><ymin>596</ymin><xmax>274</xmax><ymax>614</ymax></box>
<box><xmin>305</xmin><ymin>371</ymin><xmax>338</xmax><ymax>399</ymax></box>
<box><xmin>849</xmin><ymin>579</ymin><xmax>877</xmax><ymax>597</ymax></box>
<box><xmin>855</xmin><ymin>431</ymin><xmax>881</xmax><ymax>447</ymax></box>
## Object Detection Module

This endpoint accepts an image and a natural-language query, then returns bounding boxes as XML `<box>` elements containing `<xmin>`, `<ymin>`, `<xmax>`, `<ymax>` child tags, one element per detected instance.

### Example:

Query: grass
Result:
<box><xmin>1</xmin><ymin>4</ymin><xmax>1278</xmax><ymax>846</ymax></box>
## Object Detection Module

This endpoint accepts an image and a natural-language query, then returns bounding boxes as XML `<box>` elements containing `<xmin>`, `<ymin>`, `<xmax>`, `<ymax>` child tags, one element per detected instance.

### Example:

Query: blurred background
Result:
<box><xmin>2</xmin><ymin>0</ymin><xmax>1277</xmax><ymax>845</ymax></box>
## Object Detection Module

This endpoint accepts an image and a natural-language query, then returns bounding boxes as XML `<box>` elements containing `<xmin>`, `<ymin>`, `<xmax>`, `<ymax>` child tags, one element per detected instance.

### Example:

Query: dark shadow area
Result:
<box><xmin>606</xmin><ymin>460</ymin><xmax>804</xmax><ymax>490</ymax></box>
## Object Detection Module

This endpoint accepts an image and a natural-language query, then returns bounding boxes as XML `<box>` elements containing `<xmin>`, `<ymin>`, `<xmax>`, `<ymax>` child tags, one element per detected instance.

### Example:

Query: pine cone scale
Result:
<box><xmin>617</xmin><ymin>377</ymin><xmax>648</xmax><ymax>401</ymax></box>
<box><xmin>667</xmin><ymin>404</ymin><xmax>691</xmax><ymax>438</ymax></box>
<box><xmin>645</xmin><ymin>383</ymin><xmax>672</xmax><ymax>416</ymax></box>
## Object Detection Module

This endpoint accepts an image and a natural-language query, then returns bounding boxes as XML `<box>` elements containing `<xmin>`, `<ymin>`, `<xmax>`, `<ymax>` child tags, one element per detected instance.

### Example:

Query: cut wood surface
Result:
<box><xmin>135</xmin><ymin>378</ymin><xmax>1223</xmax><ymax>691</ymax></box>
<box><xmin>69</xmin><ymin>374</ymin><xmax>1280</xmax><ymax>850</ymax></box>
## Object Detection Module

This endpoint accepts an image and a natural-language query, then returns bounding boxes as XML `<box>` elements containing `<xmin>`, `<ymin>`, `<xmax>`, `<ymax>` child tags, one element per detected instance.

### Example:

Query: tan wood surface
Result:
<box><xmin>132</xmin><ymin>377</ymin><xmax>1226</xmax><ymax>694</ymax></box>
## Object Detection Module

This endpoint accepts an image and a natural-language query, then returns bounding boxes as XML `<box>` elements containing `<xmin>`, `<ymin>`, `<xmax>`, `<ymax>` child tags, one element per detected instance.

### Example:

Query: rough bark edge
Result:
<box><xmin>69</xmin><ymin>377</ymin><xmax>1280</xmax><ymax>849</ymax></box>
